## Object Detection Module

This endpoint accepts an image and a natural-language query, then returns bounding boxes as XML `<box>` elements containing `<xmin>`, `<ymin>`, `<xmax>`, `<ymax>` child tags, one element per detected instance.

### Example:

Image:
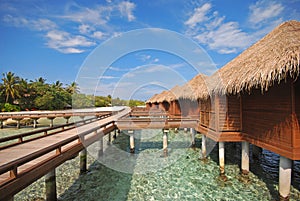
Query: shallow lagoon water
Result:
<box><xmin>1</xmin><ymin>128</ymin><xmax>299</xmax><ymax>200</ymax></box>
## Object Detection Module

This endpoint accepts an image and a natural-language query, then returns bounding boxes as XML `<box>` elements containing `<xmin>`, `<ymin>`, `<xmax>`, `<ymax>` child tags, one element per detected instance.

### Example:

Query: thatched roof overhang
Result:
<box><xmin>212</xmin><ymin>20</ymin><xmax>300</xmax><ymax>95</ymax></box>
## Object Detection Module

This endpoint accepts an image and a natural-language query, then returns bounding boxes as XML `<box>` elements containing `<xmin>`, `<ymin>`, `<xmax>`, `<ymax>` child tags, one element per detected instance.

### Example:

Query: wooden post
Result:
<box><xmin>32</xmin><ymin>118</ymin><xmax>39</xmax><ymax>128</ymax></box>
<box><xmin>48</xmin><ymin>117</ymin><xmax>55</xmax><ymax>127</ymax></box>
<box><xmin>64</xmin><ymin>116</ymin><xmax>71</xmax><ymax>124</ymax></box>
<box><xmin>163</xmin><ymin>129</ymin><xmax>169</xmax><ymax>154</ymax></box>
<box><xmin>113</xmin><ymin>129</ymin><xmax>117</xmax><ymax>140</ymax></box>
<box><xmin>200</xmin><ymin>134</ymin><xmax>207</xmax><ymax>159</ymax></box>
<box><xmin>80</xmin><ymin>148</ymin><xmax>87</xmax><ymax>174</ymax></box>
<box><xmin>128</xmin><ymin>130</ymin><xmax>134</xmax><ymax>153</ymax></box>
<box><xmin>16</xmin><ymin>119</ymin><xmax>21</xmax><ymax>129</ymax></box>
<box><xmin>98</xmin><ymin>132</ymin><xmax>103</xmax><ymax>158</ymax></box>
<box><xmin>0</xmin><ymin>120</ymin><xmax>3</xmax><ymax>129</ymax></box>
<box><xmin>190</xmin><ymin>128</ymin><xmax>195</xmax><ymax>147</ymax></box>
<box><xmin>219</xmin><ymin>142</ymin><xmax>225</xmax><ymax>175</ymax></box>
<box><xmin>279</xmin><ymin>156</ymin><xmax>292</xmax><ymax>200</ymax></box>
<box><xmin>108</xmin><ymin>132</ymin><xmax>112</xmax><ymax>145</ymax></box>
<box><xmin>45</xmin><ymin>169</ymin><xmax>57</xmax><ymax>201</ymax></box>
<box><xmin>241</xmin><ymin>141</ymin><xmax>250</xmax><ymax>175</ymax></box>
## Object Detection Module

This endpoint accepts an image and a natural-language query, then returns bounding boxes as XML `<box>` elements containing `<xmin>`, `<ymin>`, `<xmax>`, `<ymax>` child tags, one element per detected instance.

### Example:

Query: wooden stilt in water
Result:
<box><xmin>45</xmin><ymin>169</ymin><xmax>57</xmax><ymax>201</ymax></box>
<box><xmin>128</xmin><ymin>130</ymin><xmax>134</xmax><ymax>153</ymax></box>
<box><xmin>200</xmin><ymin>134</ymin><xmax>207</xmax><ymax>159</ymax></box>
<box><xmin>163</xmin><ymin>129</ymin><xmax>169</xmax><ymax>156</ymax></box>
<box><xmin>219</xmin><ymin>142</ymin><xmax>225</xmax><ymax>175</ymax></box>
<box><xmin>241</xmin><ymin>141</ymin><xmax>250</xmax><ymax>175</ymax></box>
<box><xmin>98</xmin><ymin>131</ymin><xmax>103</xmax><ymax>158</ymax></box>
<box><xmin>113</xmin><ymin>129</ymin><xmax>117</xmax><ymax>140</ymax></box>
<box><xmin>80</xmin><ymin>148</ymin><xmax>87</xmax><ymax>174</ymax></box>
<box><xmin>108</xmin><ymin>132</ymin><xmax>112</xmax><ymax>145</ymax></box>
<box><xmin>190</xmin><ymin>128</ymin><xmax>195</xmax><ymax>147</ymax></box>
<box><xmin>0</xmin><ymin>120</ymin><xmax>4</xmax><ymax>129</ymax></box>
<box><xmin>184</xmin><ymin>127</ymin><xmax>188</xmax><ymax>133</ymax></box>
<box><xmin>279</xmin><ymin>156</ymin><xmax>292</xmax><ymax>200</ymax></box>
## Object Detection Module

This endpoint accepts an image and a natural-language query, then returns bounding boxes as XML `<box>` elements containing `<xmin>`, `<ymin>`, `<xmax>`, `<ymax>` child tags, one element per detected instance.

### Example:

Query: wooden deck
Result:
<box><xmin>116</xmin><ymin>117</ymin><xmax>198</xmax><ymax>130</ymax></box>
<box><xmin>0</xmin><ymin>107</ymin><xmax>130</xmax><ymax>200</ymax></box>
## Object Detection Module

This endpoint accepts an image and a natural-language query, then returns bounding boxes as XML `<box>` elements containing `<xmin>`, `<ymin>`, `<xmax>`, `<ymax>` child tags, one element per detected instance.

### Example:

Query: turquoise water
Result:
<box><xmin>1</xmin><ymin>128</ymin><xmax>299</xmax><ymax>200</ymax></box>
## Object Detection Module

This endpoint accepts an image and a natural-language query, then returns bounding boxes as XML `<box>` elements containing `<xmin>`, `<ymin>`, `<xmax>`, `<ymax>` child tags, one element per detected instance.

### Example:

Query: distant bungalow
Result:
<box><xmin>146</xmin><ymin>20</ymin><xmax>300</xmax><ymax>200</ymax></box>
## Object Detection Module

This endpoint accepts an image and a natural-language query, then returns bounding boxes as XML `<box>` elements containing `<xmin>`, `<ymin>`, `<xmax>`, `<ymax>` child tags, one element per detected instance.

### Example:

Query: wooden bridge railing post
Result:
<box><xmin>45</xmin><ymin>169</ymin><xmax>57</xmax><ymax>201</ymax></box>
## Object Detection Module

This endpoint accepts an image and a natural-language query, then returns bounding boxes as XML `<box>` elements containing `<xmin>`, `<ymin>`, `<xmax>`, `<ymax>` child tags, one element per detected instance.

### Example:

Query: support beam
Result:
<box><xmin>80</xmin><ymin>149</ymin><xmax>87</xmax><ymax>174</ymax></box>
<box><xmin>64</xmin><ymin>116</ymin><xmax>71</xmax><ymax>124</ymax></box>
<box><xmin>0</xmin><ymin>120</ymin><xmax>3</xmax><ymax>129</ymax></box>
<box><xmin>200</xmin><ymin>134</ymin><xmax>207</xmax><ymax>159</ymax></box>
<box><xmin>48</xmin><ymin>117</ymin><xmax>55</xmax><ymax>128</ymax></box>
<box><xmin>163</xmin><ymin>129</ymin><xmax>169</xmax><ymax>154</ymax></box>
<box><xmin>219</xmin><ymin>142</ymin><xmax>225</xmax><ymax>175</ymax></box>
<box><xmin>97</xmin><ymin>131</ymin><xmax>103</xmax><ymax>158</ymax></box>
<box><xmin>128</xmin><ymin>130</ymin><xmax>134</xmax><ymax>153</ymax></box>
<box><xmin>190</xmin><ymin>128</ymin><xmax>195</xmax><ymax>147</ymax></box>
<box><xmin>16</xmin><ymin>119</ymin><xmax>21</xmax><ymax>129</ymax></box>
<box><xmin>279</xmin><ymin>156</ymin><xmax>292</xmax><ymax>200</ymax></box>
<box><xmin>32</xmin><ymin>118</ymin><xmax>39</xmax><ymax>128</ymax></box>
<box><xmin>184</xmin><ymin>127</ymin><xmax>188</xmax><ymax>133</ymax></box>
<box><xmin>45</xmin><ymin>169</ymin><xmax>57</xmax><ymax>201</ymax></box>
<box><xmin>113</xmin><ymin>129</ymin><xmax>117</xmax><ymax>140</ymax></box>
<box><xmin>241</xmin><ymin>141</ymin><xmax>250</xmax><ymax>175</ymax></box>
<box><xmin>108</xmin><ymin>132</ymin><xmax>112</xmax><ymax>145</ymax></box>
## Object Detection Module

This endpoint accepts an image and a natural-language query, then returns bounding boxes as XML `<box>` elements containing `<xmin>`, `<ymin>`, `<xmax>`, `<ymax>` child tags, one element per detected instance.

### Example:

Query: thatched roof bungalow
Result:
<box><xmin>212</xmin><ymin>20</ymin><xmax>300</xmax><ymax>160</ymax></box>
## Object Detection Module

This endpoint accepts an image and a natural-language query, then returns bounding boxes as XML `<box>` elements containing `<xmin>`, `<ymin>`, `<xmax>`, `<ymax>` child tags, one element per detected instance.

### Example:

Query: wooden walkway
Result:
<box><xmin>0</xmin><ymin>107</ymin><xmax>130</xmax><ymax>200</ymax></box>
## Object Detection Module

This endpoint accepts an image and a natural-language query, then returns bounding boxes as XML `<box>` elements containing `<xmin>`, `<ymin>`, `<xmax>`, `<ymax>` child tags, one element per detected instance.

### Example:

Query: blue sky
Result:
<box><xmin>0</xmin><ymin>0</ymin><xmax>299</xmax><ymax>100</ymax></box>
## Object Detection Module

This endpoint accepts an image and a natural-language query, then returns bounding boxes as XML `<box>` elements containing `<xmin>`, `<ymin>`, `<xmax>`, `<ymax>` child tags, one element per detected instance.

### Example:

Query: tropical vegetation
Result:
<box><xmin>0</xmin><ymin>72</ymin><xmax>144</xmax><ymax>112</ymax></box>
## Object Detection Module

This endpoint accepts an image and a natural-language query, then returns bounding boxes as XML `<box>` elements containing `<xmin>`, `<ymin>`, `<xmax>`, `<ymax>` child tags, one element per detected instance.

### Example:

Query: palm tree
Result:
<box><xmin>66</xmin><ymin>82</ymin><xmax>79</xmax><ymax>94</ymax></box>
<box><xmin>35</xmin><ymin>77</ymin><xmax>46</xmax><ymax>84</ymax></box>
<box><xmin>2</xmin><ymin>72</ymin><xmax>20</xmax><ymax>103</ymax></box>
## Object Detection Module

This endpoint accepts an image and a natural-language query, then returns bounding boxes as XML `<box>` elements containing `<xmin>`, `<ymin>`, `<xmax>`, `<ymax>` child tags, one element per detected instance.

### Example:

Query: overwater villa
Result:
<box><xmin>146</xmin><ymin>20</ymin><xmax>300</xmax><ymax>200</ymax></box>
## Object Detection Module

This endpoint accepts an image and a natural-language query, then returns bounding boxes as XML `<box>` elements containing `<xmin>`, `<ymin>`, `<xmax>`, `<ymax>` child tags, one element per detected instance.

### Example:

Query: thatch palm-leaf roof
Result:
<box><xmin>213</xmin><ymin>20</ymin><xmax>300</xmax><ymax>95</ymax></box>
<box><xmin>178</xmin><ymin>74</ymin><xmax>209</xmax><ymax>100</ymax></box>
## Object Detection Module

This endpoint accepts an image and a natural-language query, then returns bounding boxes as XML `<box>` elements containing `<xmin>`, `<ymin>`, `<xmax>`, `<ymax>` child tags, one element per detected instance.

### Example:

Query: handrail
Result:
<box><xmin>0</xmin><ymin>113</ymin><xmax>112</xmax><ymax>150</ymax></box>
<box><xmin>0</xmin><ymin>119</ymin><xmax>116</xmax><ymax>182</ymax></box>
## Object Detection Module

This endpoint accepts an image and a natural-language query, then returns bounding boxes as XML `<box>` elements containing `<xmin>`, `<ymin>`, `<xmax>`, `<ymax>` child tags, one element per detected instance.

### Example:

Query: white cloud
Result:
<box><xmin>79</xmin><ymin>24</ymin><xmax>95</xmax><ymax>34</ymax></box>
<box><xmin>249</xmin><ymin>0</ymin><xmax>284</xmax><ymax>25</ymax></box>
<box><xmin>184</xmin><ymin>3</ymin><xmax>211</xmax><ymax>28</ymax></box>
<box><xmin>195</xmin><ymin>21</ymin><xmax>252</xmax><ymax>53</ymax></box>
<box><xmin>92</xmin><ymin>31</ymin><xmax>105</xmax><ymax>39</ymax></box>
<box><xmin>118</xmin><ymin>1</ymin><xmax>136</xmax><ymax>21</ymax></box>
<box><xmin>185</xmin><ymin>3</ymin><xmax>254</xmax><ymax>54</ymax></box>
<box><xmin>3</xmin><ymin>15</ymin><xmax>57</xmax><ymax>31</ymax></box>
<box><xmin>46</xmin><ymin>30</ymin><xmax>96</xmax><ymax>53</ymax></box>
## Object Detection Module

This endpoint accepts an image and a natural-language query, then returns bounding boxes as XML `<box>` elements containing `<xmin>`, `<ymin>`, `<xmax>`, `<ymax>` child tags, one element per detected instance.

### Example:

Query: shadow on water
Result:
<box><xmin>59</xmin><ymin>131</ymin><xmax>137</xmax><ymax>201</ymax></box>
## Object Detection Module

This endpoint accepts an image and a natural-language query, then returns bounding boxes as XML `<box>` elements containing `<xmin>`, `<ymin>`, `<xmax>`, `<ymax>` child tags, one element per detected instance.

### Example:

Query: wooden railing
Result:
<box><xmin>0</xmin><ymin>113</ymin><xmax>112</xmax><ymax>150</ymax></box>
<box><xmin>0</xmin><ymin>117</ymin><xmax>117</xmax><ymax>200</ymax></box>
